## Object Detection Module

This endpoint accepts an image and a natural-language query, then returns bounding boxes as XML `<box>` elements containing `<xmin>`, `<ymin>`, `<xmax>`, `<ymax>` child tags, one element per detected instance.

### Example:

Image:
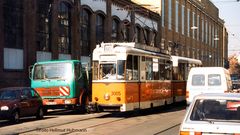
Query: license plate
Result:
<box><xmin>46</xmin><ymin>102</ymin><xmax>57</xmax><ymax>105</ymax></box>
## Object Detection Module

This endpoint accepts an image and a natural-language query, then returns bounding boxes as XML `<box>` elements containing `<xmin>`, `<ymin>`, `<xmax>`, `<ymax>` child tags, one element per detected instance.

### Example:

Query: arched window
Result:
<box><xmin>96</xmin><ymin>14</ymin><xmax>104</xmax><ymax>44</ymax></box>
<box><xmin>135</xmin><ymin>26</ymin><xmax>141</xmax><ymax>43</ymax></box>
<box><xmin>151</xmin><ymin>31</ymin><xmax>157</xmax><ymax>46</ymax></box>
<box><xmin>112</xmin><ymin>19</ymin><xmax>119</xmax><ymax>41</ymax></box>
<box><xmin>36</xmin><ymin>0</ymin><xmax>52</xmax><ymax>51</ymax></box>
<box><xmin>143</xmin><ymin>27</ymin><xmax>150</xmax><ymax>45</ymax></box>
<box><xmin>58</xmin><ymin>2</ymin><xmax>71</xmax><ymax>54</ymax></box>
<box><xmin>122</xmin><ymin>20</ymin><xmax>130</xmax><ymax>42</ymax></box>
<box><xmin>81</xmin><ymin>9</ymin><xmax>91</xmax><ymax>56</ymax></box>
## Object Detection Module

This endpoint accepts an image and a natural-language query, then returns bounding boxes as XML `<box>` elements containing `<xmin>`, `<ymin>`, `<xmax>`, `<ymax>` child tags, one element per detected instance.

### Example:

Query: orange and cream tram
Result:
<box><xmin>92</xmin><ymin>42</ymin><xmax>172</xmax><ymax>112</ymax></box>
<box><xmin>171</xmin><ymin>56</ymin><xmax>202</xmax><ymax>103</ymax></box>
<box><xmin>91</xmin><ymin>42</ymin><xmax>202</xmax><ymax>112</ymax></box>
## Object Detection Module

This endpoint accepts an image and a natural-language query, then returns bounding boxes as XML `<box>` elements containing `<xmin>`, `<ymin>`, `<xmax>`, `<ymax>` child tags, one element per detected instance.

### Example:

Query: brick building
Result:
<box><xmin>133</xmin><ymin>0</ymin><xmax>228</xmax><ymax>67</ymax></box>
<box><xmin>0</xmin><ymin>0</ymin><xmax>228</xmax><ymax>88</ymax></box>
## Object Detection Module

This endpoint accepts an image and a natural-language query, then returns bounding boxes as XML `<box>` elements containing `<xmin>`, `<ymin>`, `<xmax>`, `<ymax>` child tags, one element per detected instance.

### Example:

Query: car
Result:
<box><xmin>179</xmin><ymin>93</ymin><xmax>240</xmax><ymax>135</ymax></box>
<box><xmin>0</xmin><ymin>87</ymin><xmax>44</xmax><ymax>123</ymax></box>
<box><xmin>186</xmin><ymin>67</ymin><xmax>232</xmax><ymax>105</ymax></box>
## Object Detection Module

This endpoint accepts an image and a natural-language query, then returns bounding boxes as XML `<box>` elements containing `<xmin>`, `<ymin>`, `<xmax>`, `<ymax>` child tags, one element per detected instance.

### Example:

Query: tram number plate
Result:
<box><xmin>46</xmin><ymin>102</ymin><xmax>57</xmax><ymax>105</ymax></box>
<box><xmin>112</xmin><ymin>91</ymin><xmax>121</xmax><ymax>96</ymax></box>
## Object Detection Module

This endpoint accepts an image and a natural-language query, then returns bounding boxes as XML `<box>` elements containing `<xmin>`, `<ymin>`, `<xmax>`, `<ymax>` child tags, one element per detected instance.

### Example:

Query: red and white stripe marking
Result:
<box><xmin>59</xmin><ymin>86</ymin><xmax>70</xmax><ymax>96</ymax></box>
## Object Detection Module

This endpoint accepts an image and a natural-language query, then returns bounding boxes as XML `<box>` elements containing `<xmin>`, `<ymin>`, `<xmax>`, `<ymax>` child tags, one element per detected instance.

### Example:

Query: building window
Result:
<box><xmin>112</xmin><ymin>19</ymin><xmax>119</xmax><ymax>42</ymax></box>
<box><xmin>81</xmin><ymin>9</ymin><xmax>91</xmax><ymax>56</ymax></box>
<box><xmin>162</xmin><ymin>0</ymin><xmax>165</xmax><ymax>27</ymax></box>
<box><xmin>187</xmin><ymin>9</ymin><xmax>190</xmax><ymax>37</ymax></box>
<box><xmin>209</xmin><ymin>23</ymin><xmax>211</xmax><ymax>45</ymax></box>
<box><xmin>36</xmin><ymin>0</ymin><xmax>52</xmax><ymax>52</ymax></box>
<box><xmin>3</xmin><ymin>0</ymin><xmax>23</xmax><ymax>49</ymax></box>
<box><xmin>96</xmin><ymin>14</ymin><xmax>104</xmax><ymax>44</ymax></box>
<box><xmin>122</xmin><ymin>21</ymin><xmax>130</xmax><ymax>42</ymax></box>
<box><xmin>58</xmin><ymin>2</ymin><xmax>71</xmax><ymax>54</ymax></box>
<box><xmin>144</xmin><ymin>27</ymin><xmax>150</xmax><ymax>45</ymax></box>
<box><xmin>205</xmin><ymin>20</ymin><xmax>208</xmax><ymax>44</ymax></box>
<box><xmin>152</xmin><ymin>31</ymin><xmax>157</xmax><ymax>46</ymax></box>
<box><xmin>3</xmin><ymin>0</ymin><xmax>24</xmax><ymax>70</ymax></box>
<box><xmin>197</xmin><ymin>15</ymin><xmax>200</xmax><ymax>41</ymax></box>
<box><xmin>175</xmin><ymin>0</ymin><xmax>179</xmax><ymax>33</ymax></box>
<box><xmin>168</xmin><ymin>0</ymin><xmax>172</xmax><ymax>30</ymax></box>
<box><xmin>202</xmin><ymin>18</ymin><xmax>204</xmax><ymax>43</ymax></box>
<box><xmin>192</xmin><ymin>12</ymin><xmax>195</xmax><ymax>39</ymax></box>
<box><xmin>212</xmin><ymin>25</ymin><xmax>214</xmax><ymax>47</ymax></box>
<box><xmin>181</xmin><ymin>5</ymin><xmax>185</xmax><ymax>35</ymax></box>
<box><xmin>135</xmin><ymin>26</ymin><xmax>141</xmax><ymax>43</ymax></box>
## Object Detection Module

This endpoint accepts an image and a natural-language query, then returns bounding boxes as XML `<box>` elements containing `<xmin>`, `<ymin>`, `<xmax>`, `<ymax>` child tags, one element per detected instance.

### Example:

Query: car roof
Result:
<box><xmin>0</xmin><ymin>87</ymin><xmax>31</xmax><ymax>91</ymax></box>
<box><xmin>194</xmin><ymin>93</ymin><xmax>240</xmax><ymax>100</ymax></box>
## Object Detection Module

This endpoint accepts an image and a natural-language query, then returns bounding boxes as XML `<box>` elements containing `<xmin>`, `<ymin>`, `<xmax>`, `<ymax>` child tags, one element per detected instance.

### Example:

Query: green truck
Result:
<box><xmin>29</xmin><ymin>60</ymin><xmax>90</xmax><ymax>112</ymax></box>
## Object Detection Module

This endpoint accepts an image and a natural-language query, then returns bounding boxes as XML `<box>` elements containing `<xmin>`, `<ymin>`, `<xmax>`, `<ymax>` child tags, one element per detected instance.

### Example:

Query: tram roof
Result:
<box><xmin>171</xmin><ymin>55</ymin><xmax>202</xmax><ymax>66</ymax></box>
<box><xmin>93</xmin><ymin>42</ymin><xmax>170</xmax><ymax>58</ymax></box>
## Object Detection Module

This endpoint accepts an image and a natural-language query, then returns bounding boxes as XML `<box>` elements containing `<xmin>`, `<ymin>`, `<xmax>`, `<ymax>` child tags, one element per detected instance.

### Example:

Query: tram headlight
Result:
<box><xmin>104</xmin><ymin>93</ymin><xmax>110</xmax><ymax>101</ymax></box>
<box><xmin>94</xmin><ymin>97</ymin><xmax>99</xmax><ymax>101</ymax></box>
<box><xmin>116</xmin><ymin>97</ymin><xmax>121</xmax><ymax>101</ymax></box>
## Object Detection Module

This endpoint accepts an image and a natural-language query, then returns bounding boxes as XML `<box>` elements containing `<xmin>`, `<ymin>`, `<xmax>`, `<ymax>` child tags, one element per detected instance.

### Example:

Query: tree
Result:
<box><xmin>228</xmin><ymin>55</ymin><xmax>240</xmax><ymax>74</ymax></box>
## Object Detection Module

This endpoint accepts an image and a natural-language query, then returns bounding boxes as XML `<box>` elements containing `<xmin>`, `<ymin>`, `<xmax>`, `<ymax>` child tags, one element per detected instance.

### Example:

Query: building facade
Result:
<box><xmin>0</xmin><ymin>0</ymin><xmax>228</xmax><ymax>88</ymax></box>
<box><xmin>0</xmin><ymin>0</ymin><xmax>161</xmax><ymax>87</ymax></box>
<box><xmin>133</xmin><ymin>0</ymin><xmax>228</xmax><ymax>67</ymax></box>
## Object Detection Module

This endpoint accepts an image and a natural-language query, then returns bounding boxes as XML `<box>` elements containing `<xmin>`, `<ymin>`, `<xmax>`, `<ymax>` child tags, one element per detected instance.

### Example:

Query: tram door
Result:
<box><xmin>139</xmin><ymin>56</ymin><xmax>146</xmax><ymax>109</ymax></box>
<box><xmin>126</xmin><ymin>55</ymin><xmax>141</xmax><ymax>110</ymax></box>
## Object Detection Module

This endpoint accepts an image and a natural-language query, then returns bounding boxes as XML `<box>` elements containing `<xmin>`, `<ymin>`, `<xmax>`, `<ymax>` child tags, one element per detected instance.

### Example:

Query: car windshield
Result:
<box><xmin>190</xmin><ymin>99</ymin><xmax>240</xmax><ymax>122</ymax></box>
<box><xmin>0</xmin><ymin>90</ymin><xmax>18</xmax><ymax>100</ymax></box>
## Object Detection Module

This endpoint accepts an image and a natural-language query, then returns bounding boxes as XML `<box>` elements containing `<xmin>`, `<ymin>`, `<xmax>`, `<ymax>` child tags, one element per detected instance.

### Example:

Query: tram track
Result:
<box><xmin>153</xmin><ymin>123</ymin><xmax>181</xmax><ymax>135</ymax></box>
<box><xmin>0</xmin><ymin>104</ymin><xmax>186</xmax><ymax>135</ymax></box>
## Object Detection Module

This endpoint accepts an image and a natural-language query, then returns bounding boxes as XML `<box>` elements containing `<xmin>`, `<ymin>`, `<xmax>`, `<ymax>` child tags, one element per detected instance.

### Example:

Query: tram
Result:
<box><xmin>91</xmin><ymin>42</ymin><xmax>201</xmax><ymax>112</ymax></box>
<box><xmin>171</xmin><ymin>56</ymin><xmax>202</xmax><ymax>103</ymax></box>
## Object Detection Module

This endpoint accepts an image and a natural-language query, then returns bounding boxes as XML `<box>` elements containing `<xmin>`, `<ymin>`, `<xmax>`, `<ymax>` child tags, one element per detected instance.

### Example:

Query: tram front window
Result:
<box><xmin>100</xmin><ymin>61</ymin><xmax>125</xmax><ymax>80</ymax></box>
<box><xmin>100</xmin><ymin>64</ymin><xmax>117</xmax><ymax>80</ymax></box>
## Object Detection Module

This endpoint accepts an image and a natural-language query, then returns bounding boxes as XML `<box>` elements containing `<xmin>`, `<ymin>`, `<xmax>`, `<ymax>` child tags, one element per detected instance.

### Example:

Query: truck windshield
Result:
<box><xmin>33</xmin><ymin>63</ymin><xmax>72</xmax><ymax>80</ymax></box>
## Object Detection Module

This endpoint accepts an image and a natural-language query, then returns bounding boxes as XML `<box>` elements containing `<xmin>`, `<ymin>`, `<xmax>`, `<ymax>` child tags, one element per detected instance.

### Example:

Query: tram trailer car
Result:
<box><xmin>29</xmin><ymin>60</ymin><xmax>90</xmax><ymax>112</ymax></box>
<box><xmin>171</xmin><ymin>56</ymin><xmax>202</xmax><ymax>103</ymax></box>
<box><xmin>90</xmin><ymin>42</ymin><xmax>202</xmax><ymax>112</ymax></box>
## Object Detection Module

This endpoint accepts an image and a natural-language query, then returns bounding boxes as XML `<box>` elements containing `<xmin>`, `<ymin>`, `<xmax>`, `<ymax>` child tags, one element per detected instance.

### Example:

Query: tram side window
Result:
<box><xmin>159</xmin><ymin>60</ymin><xmax>165</xmax><ymax>80</ymax></box>
<box><xmin>165</xmin><ymin>62</ymin><xmax>172</xmax><ymax>80</ymax></box>
<box><xmin>178</xmin><ymin>63</ymin><xmax>185</xmax><ymax>81</ymax></box>
<box><xmin>92</xmin><ymin>61</ymin><xmax>99</xmax><ymax>80</ymax></box>
<box><xmin>117</xmin><ymin>60</ymin><xmax>125</xmax><ymax>80</ymax></box>
<box><xmin>126</xmin><ymin>55</ymin><xmax>138</xmax><ymax>80</ymax></box>
<box><xmin>146</xmin><ymin>57</ymin><xmax>153</xmax><ymax>80</ymax></box>
<box><xmin>133</xmin><ymin>56</ymin><xmax>138</xmax><ymax>80</ymax></box>
<box><xmin>153</xmin><ymin>59</ymin><xmax>159</xmax><ymax>80</ymax></box>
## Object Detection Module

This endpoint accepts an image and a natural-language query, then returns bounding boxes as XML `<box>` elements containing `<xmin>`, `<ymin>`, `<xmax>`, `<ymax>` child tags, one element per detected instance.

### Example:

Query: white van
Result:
<box><xmin>186</xmin><ymin>67</ymin><xmax>232</xmax><ymax>104</ymax></box>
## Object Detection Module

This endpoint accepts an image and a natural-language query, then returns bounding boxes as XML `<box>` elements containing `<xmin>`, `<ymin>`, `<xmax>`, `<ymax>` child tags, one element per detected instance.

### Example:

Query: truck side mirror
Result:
<box><xmin>28</xmin><ymin>65</ymin><xmax>33</xmax><ymax>80</ymax></box>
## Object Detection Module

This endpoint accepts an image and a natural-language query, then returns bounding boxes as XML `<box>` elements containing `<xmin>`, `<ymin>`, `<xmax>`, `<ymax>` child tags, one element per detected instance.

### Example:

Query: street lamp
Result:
<box><xmin>191</xmin><ymin>26</ymin><xmax>198</xmax><ymax>30</ymax></box>
<box><xmin>214</xmin><ymin>35</ymin><xmax>219</xmax><ymax>41</ymax></box>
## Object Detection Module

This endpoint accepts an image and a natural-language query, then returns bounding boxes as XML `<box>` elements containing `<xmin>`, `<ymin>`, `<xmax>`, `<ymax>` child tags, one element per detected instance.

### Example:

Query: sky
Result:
<box><xmin>211</xmin><ymin>0</ymin><xmax>240</xmax><ymax>56</ymax></box>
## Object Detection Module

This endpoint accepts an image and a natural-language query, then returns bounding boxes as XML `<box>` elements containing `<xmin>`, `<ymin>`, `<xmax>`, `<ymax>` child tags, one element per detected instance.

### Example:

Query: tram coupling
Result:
<box><xmin>87</xmin><ymin>102</ymin><xmax>100</xmax><ymax>113</ymax></box>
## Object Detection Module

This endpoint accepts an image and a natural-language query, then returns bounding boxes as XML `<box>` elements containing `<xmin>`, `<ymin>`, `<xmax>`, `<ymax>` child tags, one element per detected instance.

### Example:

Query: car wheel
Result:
<box><xmin>11</xmin><ymin>111</ymin><xmax>20</xmax><ymax>123</ymax></box>
<box><xmin>36</xmin><ymin>108</ymin><xmax>44</xmax><ymax>119</ymax></box>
